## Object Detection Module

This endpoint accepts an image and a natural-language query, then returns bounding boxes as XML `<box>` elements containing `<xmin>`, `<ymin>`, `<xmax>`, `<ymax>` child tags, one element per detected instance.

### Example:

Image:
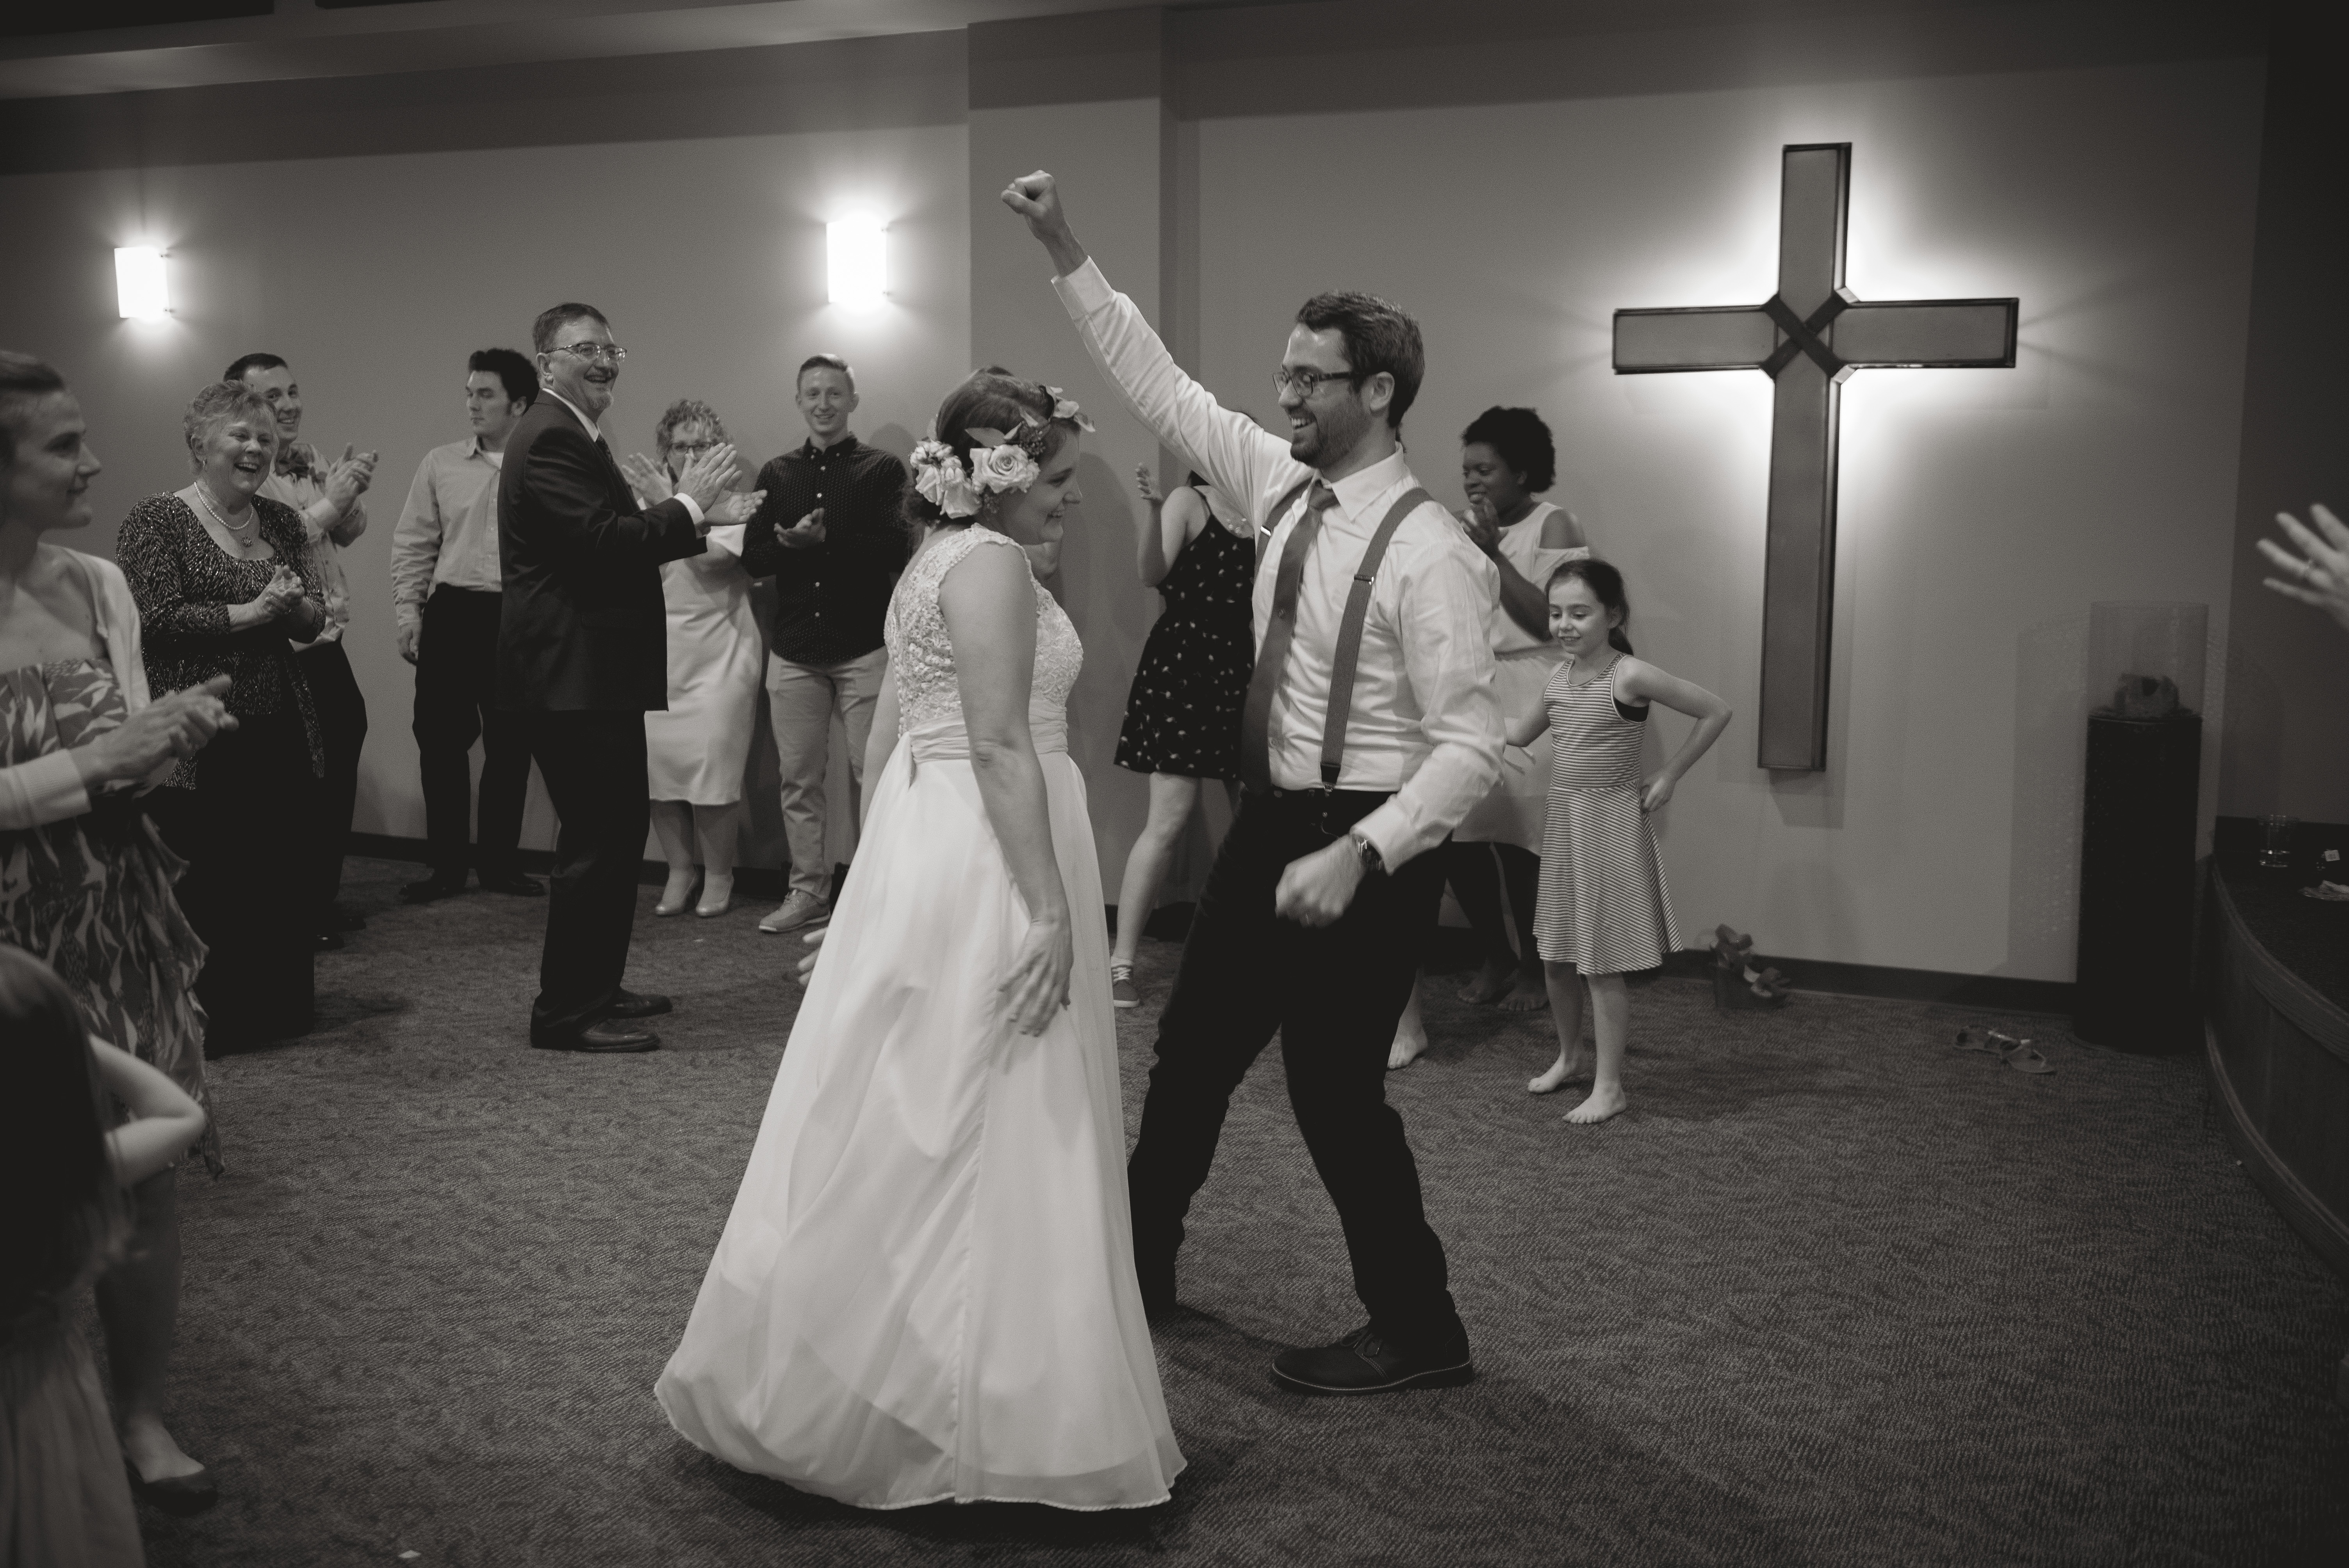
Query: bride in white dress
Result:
<box><xmin>656</xmin><ymin>371</ymin><xmax>1184</xmax><ymax>1511</ymax></box>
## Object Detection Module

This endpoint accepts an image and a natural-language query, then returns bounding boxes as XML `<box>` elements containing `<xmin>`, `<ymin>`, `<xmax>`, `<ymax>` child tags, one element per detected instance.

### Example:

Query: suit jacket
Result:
<box><xmin>495</xmin><ymin>396</ymin><xmax>706</xmax><ymax>712</ymax></box>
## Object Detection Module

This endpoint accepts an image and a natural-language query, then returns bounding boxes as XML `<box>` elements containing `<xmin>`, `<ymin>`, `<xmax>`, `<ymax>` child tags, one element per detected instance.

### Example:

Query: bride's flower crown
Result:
<box><xmin>911</xmin><ymin>385</ymin><xmax>1095</xmax><ymax>519</ymax></box>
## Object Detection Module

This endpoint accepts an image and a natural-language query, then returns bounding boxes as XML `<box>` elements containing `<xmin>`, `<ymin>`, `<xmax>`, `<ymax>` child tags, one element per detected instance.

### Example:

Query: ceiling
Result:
<box><xmin>0</xmin><ymin>0</ymin><xmax>1259</xmax><ymax>100</ymax></box>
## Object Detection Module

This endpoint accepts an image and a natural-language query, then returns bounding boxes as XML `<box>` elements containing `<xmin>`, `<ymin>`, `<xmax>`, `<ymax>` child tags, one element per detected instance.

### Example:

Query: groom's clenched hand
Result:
<box><xmin>1274</xmin><ymin>839</ymin><xmax>1369</xmax><ymax>928</ymax></box>
<box><xmin>1002</xmin><ymin>171</ymin><xmax>1089</xmax><ymax>279</ymax></box>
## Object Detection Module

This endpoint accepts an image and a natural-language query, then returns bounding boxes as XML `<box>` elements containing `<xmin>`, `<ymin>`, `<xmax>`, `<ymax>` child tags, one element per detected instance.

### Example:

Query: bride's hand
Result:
<box><xmin>1001</xmin><ymin>912</ymin><xmax>1075</xmax><ymax>1035</ymax></box>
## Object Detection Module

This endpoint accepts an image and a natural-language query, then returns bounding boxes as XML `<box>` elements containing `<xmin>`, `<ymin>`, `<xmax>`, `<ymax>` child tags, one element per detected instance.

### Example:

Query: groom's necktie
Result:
<box><xmin>1239</xmin><ymin>481</ymin><xmax>1339</xmax><ymax>793</ymax></box>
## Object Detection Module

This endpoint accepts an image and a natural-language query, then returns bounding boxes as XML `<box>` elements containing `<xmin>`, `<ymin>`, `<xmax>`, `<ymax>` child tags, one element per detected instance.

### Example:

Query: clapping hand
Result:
<box><xmin>320</xmin><ymin>444</ymin><xmax>376</xmax><ymax>512</ymax></box>
<box><xmin>1458</xmin><ymin>495</ymin><xmax>1501</xmax><ymax>556</ymax></box>
<box><xmin>672</xmin><ymin>442</ymin><xmax>746</xmax><ymax>527</ymax></box>
<box><xmin>706</xmin><ymin>489</ymin><xmax>768</xmax><ymax>526</ymax></box>
<box><xmin>2259</xmin><ymin>503</ymin><xmax>2349</xmax><ymax>633</ymax></box>
<box><xmin>245</xmin><ymin>565</ymin><xmax>306</xmax><ymax>623</ymax></box>
<box><xmin>620</xmin><ymin>452</ymin><xmax>673</xmax><ymax>504</ymax></box>
<box><xmin>776</xmin><ymin>507</ymin><xmax>825</xmax><ymax>548</ymax></box>
<box><xmin>78</xmin><ymin>675</ymin><xmax>238</xmax><ymax>788</ymax></box>
<box><xmin>1135</xmin><ymin>464</ymin><xmax>1164</xmax><ymax>508</ymax></box>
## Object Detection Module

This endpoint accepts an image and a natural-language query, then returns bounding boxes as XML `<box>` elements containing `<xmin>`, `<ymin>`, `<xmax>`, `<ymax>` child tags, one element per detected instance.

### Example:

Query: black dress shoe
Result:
<box><xmin>532</xmin><ymin>1019</ymin><xmax>660</xmax><ymax>1053</ymax></box>
<box><xmin>478</xmin><ymin>872</ymin><xmax>545</xmax><ymax>897</ymax></box>
<box><xmin>1270</xmin><ymin>1325</ymin><xmax>1474</xmax><ymax>1395</ymax></box>
<box><xmin>401</xmin><ymin>873</ymin><xmax>467</xmax><ymax>904</ymax></box>
<box><xmin>125</xmin><ymin>1459</ymin><xmax>219</xmax><ymax>1516</ymax></box>
<box><xmin>606</xmin><ymin>988</ymin><xmax>672</xmax><ymax>1019</ymax></box>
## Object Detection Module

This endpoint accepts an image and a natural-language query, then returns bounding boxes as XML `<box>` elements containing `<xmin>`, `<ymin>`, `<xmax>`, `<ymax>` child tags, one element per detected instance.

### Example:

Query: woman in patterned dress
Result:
<box><xmin>1507</xmin><ymin>559</ymin><xmax>1730</xmax><ymax>1125</ymax></box>
<box><xmin>118</xmin><ymin>381</ymin><xmax>328</xmax><ymax>1053</ymax></box>
<box><xmin>659</xmin><ymin>371</ymin><xmax>1182</xmax><ymax>1509</ymax></box>
<box><xmin>1107</xmin><ymin>467</ymin><xmax>1253</xmax><ymax>1008</ymax></box>
<box><xmin>0</xmin><ymin>353</ymin><xmax>242</xmax><ymax>1513</ymax></box>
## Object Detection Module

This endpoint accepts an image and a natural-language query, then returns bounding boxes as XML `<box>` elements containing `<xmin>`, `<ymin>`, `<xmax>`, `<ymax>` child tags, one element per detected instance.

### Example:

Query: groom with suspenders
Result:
<box><xmin>1006</xmin><ymin>173</ymin><xmax>1503</xmax><ymax>1394</ymax></box>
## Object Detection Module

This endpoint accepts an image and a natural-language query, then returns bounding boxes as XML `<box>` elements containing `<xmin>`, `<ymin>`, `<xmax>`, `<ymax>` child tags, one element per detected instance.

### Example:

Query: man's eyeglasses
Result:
<box><xmin>1272</xmin><ymin>364</ymin><xmax>1358</xmax><ymax>399</ymax></box>
<box><xmin>553</xmin><ymin>342</ymin><xmax>626</xmax><ymax>364</ymax></box>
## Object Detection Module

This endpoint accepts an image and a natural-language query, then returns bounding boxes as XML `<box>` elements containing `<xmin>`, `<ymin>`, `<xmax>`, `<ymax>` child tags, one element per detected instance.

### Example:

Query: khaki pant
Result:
<box><xmin>765</xmin><ymin>646</ymin><xmax>888</xmax><ymax>902</ymax></box>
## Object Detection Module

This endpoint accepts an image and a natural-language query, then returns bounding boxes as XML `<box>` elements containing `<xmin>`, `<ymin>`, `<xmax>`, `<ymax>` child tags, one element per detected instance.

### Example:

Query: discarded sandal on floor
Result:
<box><xmin>1711</xmin><ymin>926</ymin><xmax>1791</xmax><ymax>1009</ymax></box>
<box><xmin>1955</xmin><ymin>1026</ymin><xmax>2055</xmax><ymax>1075</ymax></box>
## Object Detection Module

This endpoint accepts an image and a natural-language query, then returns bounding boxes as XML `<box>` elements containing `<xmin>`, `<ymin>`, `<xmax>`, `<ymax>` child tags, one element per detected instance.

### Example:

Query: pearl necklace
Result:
<box><xmin>193</xmin><ymin>481</ymin><xmax>260</xmax><ymax>550</ymax></box>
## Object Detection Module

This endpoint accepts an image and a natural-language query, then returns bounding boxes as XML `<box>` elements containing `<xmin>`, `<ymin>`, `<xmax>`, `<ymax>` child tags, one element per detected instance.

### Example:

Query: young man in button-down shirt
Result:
<box><xmin>388</xmin><ymin>349</ymin><xmax>544</xmax><ymax>904</ymax></box>
<box><xmin>1008</xmin><ymin>171</ymin><xmax>1502</xmax><ymax>1398</ymax></box>
<box><xmin>739</xmin><ymin>354</ymin><xmax>910</xmax><ymax>935</ymax></box>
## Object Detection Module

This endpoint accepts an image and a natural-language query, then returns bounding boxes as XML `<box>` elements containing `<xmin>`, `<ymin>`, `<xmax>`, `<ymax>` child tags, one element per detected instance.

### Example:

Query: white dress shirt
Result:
<box><xmin>390</xmin><ymin>437</ymin><xmax>504</xmax><ymax>631</ymax></box>
<box><xmin>1054</xmin><ymin>257</ymin><xmax>1502</xmax><ymax>869</ymax></box>
<box><xmin>535</xmin><ymin>385</ymin><xmax>704</xmax><ymax>527</ymax></box>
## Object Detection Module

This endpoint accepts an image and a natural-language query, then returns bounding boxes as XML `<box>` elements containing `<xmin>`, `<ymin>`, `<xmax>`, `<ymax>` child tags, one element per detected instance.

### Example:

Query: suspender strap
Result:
<box><xmin>1319</xmin><ymin>486</ymin><xmax>1431</xmax><ymax>788</ymax></box>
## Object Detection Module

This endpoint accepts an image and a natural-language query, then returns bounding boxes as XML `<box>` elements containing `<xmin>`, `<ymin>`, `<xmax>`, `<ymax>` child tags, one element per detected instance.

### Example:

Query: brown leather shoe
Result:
<box><xmin>532</xmin><ymin>1019</ymin><xmax>659</xmax><ymax>1053</ymax></box>
<box><xmin>607</xmin><ymin>989</ymin><xmax>672</xmax><ymax>1019</ymax></box>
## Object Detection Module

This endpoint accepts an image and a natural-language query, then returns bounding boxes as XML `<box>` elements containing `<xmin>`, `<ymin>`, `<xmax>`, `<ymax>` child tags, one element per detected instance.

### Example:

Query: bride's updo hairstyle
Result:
<box><xmin>903</xmin><ymin>366</ymin><xmax>1088</xmax><ymax>538</ymax></box>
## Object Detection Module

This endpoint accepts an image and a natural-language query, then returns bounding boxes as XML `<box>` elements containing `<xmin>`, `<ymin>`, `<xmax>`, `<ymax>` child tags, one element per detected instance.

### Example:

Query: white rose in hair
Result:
<box><xmin>973</xmin><ymin>442</ymin><xmax>1041</xmax><ymax>495</ymax></box>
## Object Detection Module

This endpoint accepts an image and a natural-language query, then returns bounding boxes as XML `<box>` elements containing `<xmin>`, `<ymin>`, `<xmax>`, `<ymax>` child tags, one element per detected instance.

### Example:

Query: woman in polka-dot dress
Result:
<box><xmin>1109</xmin><ymin>467</ymin><xmax>1253</xmax><ymax>1007</ymax></box>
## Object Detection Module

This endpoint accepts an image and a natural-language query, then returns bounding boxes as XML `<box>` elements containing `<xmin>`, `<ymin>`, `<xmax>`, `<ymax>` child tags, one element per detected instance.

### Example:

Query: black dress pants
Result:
<box><xmin>148</xmin><ymin>707</ymin><xmax>318</xmax><ymax>1050</ymax></box>
<box><xmin>1127</xmin><ymin>785</ymin><xmax>1466</xmax><ymax>1353</ymax></box>
<box><xmin>296</xmin><ymin>641</ymin><xmax>367</xmax><ymax>927</ymax></box>
<box><xmin>413</xmin><ymin>586</ymin><xmax>529</xmax><ymax>882</ymax></box>
<box><xmin>521</xmin><ymin>709</ymin><xmax>649</xmax><ymax>1042</ymax></box>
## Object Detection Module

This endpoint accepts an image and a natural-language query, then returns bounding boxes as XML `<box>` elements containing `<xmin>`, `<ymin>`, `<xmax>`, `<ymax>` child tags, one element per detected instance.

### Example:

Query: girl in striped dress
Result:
<box><xmin>1506</xmin><ymin>559</ymin><xmax>1731</xmax><ymax>1124</ymax></box>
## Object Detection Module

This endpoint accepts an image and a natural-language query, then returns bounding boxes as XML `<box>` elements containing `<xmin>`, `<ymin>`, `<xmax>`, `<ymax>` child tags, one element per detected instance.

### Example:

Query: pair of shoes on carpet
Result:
<box><xmin>125</xmin><ymin>1459</ymin><xmax>218</xmax><ymax>1516</ymax></box>
<box><xmin>1271</xmin><ymin>1324</ymin><xmax>1474</xmax><ymax>1395</ymax></box>
<box><xmin>1956</xmin><ymin>1026</ymin><xmax>2054</xmax><ymax>1075</ymax></box>
<box><xmin>1713</xmin><ymin>925</ymin><xmax>1791</xmax><ymax>1008</ymax></box>
<box><xmin>532</xmin><ymin>991</ymin><xmax>672</xmax><ymax>1053</ymax></box>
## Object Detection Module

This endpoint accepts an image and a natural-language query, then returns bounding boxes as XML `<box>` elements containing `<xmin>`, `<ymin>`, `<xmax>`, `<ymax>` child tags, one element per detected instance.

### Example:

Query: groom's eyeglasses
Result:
<box><xmin>1272</xmin><ymin>364</ymin><xmax>1359</xmax><ymax>398</ymax></box>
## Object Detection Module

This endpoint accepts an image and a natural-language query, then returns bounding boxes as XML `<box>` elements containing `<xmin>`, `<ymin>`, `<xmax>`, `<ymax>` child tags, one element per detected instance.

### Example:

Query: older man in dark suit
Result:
<box><xmin>499</xmin><ymin>301</ymin><xmax>762</xmax><ymax>1051</ymax></box>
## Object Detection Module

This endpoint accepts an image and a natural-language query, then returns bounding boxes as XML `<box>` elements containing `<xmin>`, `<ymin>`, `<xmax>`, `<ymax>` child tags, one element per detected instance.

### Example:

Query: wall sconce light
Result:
<box><xmin>115</xmin><ymin>247</ymin><xmax>170</xmax><ymax>319</ymax></box>
<box><xmin>827</xmin><ymin>218</ymin><xmax>887</xmax><ymax>306</ymax></box>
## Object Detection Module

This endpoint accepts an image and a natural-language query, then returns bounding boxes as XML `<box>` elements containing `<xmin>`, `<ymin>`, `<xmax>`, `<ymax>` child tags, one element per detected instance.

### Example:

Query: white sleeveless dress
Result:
<box><xmin>656</xmin><ymin>525</ymin><xmax>1184</xmax><ymax>1511</ymax></box>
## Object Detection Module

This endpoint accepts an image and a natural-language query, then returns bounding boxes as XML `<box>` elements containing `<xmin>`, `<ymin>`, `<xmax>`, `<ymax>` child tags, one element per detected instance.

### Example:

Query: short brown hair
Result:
<box><xmin>0</xmin><ymin>350</ymin><xmax>68</xmax><ymax>468</ymax></box>
<box><xmin>1295</xmin><ymin>291</ymin><xmax>1424</xmax><ymax>432</ymax></box>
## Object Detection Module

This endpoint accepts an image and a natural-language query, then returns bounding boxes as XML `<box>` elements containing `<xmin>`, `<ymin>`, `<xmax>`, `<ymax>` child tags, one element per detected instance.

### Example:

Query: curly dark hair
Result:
<box><xmin>1461</xmin><ymin>406</ymin><xmax>1557</xmax><ymax>493</ymax></box>
<box><xmin>904</xmin><ymin>366</ymin><xmax>1084</xmax><ymax>535</ymax></box>
<box><xmin>654</xmin><ymin>398</ymin><xmax>727</xmax><ymax>458</ymax></box>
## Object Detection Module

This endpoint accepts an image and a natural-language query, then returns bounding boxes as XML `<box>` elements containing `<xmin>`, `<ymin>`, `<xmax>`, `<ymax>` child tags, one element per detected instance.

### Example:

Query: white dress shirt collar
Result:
<box><xmin>1318</xmin><ymin>449</ymin><xmax>1412</xmax><ymax>521</ymax></box>
<box><xmin>538</xmin><ymin>387</ymin><xmax>602</xmax><ymax>441</ymax></box>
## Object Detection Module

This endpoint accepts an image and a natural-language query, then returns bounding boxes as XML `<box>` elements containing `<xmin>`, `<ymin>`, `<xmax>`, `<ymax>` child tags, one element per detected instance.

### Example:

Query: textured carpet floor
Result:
<box><xmin>114</xmin><ymin>858</ymin><xmax>2348</xmax><ymax>1567</ymax></box>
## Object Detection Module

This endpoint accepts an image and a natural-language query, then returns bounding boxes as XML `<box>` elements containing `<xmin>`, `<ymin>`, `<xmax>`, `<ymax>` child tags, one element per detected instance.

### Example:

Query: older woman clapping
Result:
<box><xmin>118</xmin><ymin>380</ymin><xmax>328</xmax><ymax>1054</ymax></box>
<box><xmin>0</xmin><ymin>351</ymin><xmax>238</xmax><ymax>1513</ymax></box>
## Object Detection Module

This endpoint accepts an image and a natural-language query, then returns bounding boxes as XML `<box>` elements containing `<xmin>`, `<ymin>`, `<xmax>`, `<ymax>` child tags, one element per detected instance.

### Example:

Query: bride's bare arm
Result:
<box><xmin>936</xmin><ymin>539</ymin><xmax>1074</xmax><ymax>1034</ymax></box>
<box><xmin>861</xmin><ymin>666</ymin><xmax>900</xmax><ymax>830</ymax></box>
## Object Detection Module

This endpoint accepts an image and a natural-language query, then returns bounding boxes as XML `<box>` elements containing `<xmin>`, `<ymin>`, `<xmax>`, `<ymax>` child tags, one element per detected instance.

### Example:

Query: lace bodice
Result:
<box><xmin>885</xmin><ymin>527</ymin><xmax>1083</xmax><ymax>743</ymax></box>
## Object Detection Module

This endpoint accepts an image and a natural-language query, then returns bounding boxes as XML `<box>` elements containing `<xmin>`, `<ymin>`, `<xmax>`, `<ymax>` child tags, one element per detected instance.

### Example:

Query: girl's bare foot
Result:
<box><xmin>1456</xmin><ymin>959</ymin><xmax>1513</xmax><ymax>1005</ymax></box>
<box><xmin>1528</xmin><ymin>1049</ymin><xmax>1590</xmax><ymax>1094</ymax></box>
<box><xmin>1496</xmin><ymin>973</ymin><xmax>1549</xmax><ymax>1012</ymax></box>
<box><xmin>1563</xmin><ymin>1084</ymin><xmax>1628</xmax><ymax>1124</ymax></box>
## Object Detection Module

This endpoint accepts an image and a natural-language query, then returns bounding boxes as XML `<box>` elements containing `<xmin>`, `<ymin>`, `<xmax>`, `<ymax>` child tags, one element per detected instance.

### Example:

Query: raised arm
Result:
<box><xmin>1616</xmin><ymin>658</ymin><xmax>1732</xmax><ymax>812</ymax></box>
<box><xmin>1137</xmin><ymin>470</ymin><xmax>1208</xmax><ymax>588</ymax></box>
<box><xmin>937</xmin><ymin>539</ymin><xmax>1071</xmax><ymax>1035</ymax></box>
<box><xmin>1004</xmin><ymin>172</ymin><xmax>1294</xmax><ymax>516</ymax></box>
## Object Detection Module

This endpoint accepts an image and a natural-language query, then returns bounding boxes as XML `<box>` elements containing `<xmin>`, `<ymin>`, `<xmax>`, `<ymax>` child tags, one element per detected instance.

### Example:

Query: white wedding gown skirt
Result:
<box><xmin>656</xmin><ymin>725</ymin><xmax>1184</xmax><ymax>1511</ymax></box>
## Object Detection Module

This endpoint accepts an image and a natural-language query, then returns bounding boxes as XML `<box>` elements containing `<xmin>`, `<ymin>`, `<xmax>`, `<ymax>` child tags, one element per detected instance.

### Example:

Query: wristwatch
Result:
<box><xmin>1346</xmin><ymin>828</ymin><xmax>1384</xmax><ymax>875</ymax></box>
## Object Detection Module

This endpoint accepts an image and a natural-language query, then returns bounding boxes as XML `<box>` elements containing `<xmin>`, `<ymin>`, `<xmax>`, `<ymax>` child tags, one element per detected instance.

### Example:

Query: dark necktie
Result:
<box><xmin>1239</xmin><ymin>481</ymin><xmax>1339</xmax><ymax>793</ymax></box>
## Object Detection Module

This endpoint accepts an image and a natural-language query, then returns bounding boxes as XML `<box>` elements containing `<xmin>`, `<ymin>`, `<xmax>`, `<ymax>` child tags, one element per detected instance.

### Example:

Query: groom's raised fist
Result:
<box><xmin>1002</xmin><ymin>171</ymin><xmax>1088</xmax><ymax>277</ymax></box>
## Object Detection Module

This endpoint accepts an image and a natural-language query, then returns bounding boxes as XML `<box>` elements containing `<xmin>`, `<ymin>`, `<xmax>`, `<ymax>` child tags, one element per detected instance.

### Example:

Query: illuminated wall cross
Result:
<box><xmin>1614</xmin><ymin>143</ymin><xmax>2018</xmax><ymax>771</ymax></box>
